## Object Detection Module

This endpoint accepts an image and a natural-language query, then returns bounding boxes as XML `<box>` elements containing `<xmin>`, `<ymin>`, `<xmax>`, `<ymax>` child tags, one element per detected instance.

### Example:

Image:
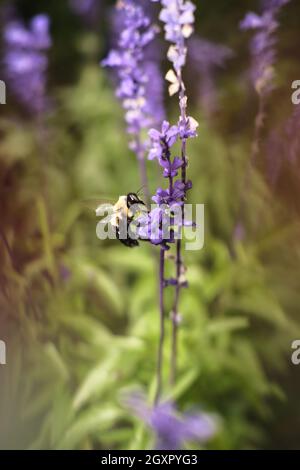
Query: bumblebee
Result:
<box><xmin>94</xmin><ymin>192</ymin><xmax>148</xmax><ymax>248</ymax></box>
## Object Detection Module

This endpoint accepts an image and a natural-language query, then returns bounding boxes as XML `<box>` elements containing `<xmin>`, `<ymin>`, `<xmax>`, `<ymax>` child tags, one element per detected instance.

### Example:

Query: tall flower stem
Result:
<box><xmin>147</xmin><ymin>0</ymin><xmax>197</xmax><ymax>389</ymax></box>
<box><xmin>170</xmin><ymin>12</ymin><xmax>189</xmax><ymax>385</ymax></box>
<box><xmin>233</xmin><ymin>1</ymin><xmax>291</xmax><ymax>244</ymax></box>
<box><xmin>155</xmin><ymin>247</ymin><xmax>165</xmax><ymax>404</ymax></box>
<box><xmin>170</xmin><ymin>239</ymin><xmax>181</xmax><ymax>384</ymax></box>
<box><xmin>170</xmin><ymin>134</ymin><xmax>187</xmax><ymax>384</ymax></box>
<box><xmin>152</xmin><ymin>0</ymin><xmax>197</xmax><ymax>385</ymax></box>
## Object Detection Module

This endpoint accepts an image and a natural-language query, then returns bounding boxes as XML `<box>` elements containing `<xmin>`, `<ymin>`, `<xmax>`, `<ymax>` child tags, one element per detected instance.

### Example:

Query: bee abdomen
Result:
<box><xmin>116</xmin><ymin>227</ymin><xmax>139</xmax><ymax>248</ymax></box>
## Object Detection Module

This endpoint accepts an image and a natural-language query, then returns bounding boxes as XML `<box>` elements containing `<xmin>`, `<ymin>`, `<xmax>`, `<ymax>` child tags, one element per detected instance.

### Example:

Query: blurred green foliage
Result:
<box><xmin>1</xmin><ymin>0</ymin><xmax>300</xmax><ymax>450</ymax></box>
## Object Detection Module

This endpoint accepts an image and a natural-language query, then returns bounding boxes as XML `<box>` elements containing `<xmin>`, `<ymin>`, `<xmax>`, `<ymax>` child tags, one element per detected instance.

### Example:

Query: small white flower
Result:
<box><xmin>165</xmin><ymin>68</ymin><xmax>180</xmax><ymax>96</ymax></box>
<box><xmin>182</xmin><ymin>24</ymin><xmax>194</xmax><ymax>38</ymax></box>
<box><xmin>188</xmin><ymin>116</ymin><xmax>199</xmax><ymax>132</ymax></box>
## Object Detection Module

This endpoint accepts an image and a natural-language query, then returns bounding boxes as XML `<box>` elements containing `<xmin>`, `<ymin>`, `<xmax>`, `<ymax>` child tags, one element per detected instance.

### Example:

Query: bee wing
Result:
<box><xmin>95</xmin><ymin>203</ymin><xmax>118</xmax><ymax>218</ymax></box>
<box><xmin>81</xmin><ymin>198</ymin><xmax>116</xmax><ymax>212</ymax></box>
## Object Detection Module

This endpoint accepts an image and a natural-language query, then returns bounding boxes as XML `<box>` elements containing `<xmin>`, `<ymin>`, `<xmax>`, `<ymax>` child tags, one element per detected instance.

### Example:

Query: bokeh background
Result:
<box><xmin>0</xmin><ymin>0</ymin><xmax>300</xmax><ymax>449</ymax></box>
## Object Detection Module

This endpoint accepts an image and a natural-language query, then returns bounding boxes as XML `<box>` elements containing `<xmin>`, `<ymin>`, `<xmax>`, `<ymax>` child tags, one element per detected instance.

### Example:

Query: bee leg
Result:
<box><xmin>116</xmin><ymin>227</ymin><xmax>139</xmax><ymax>248</ymax></box>
<box><xmin>119</xmin><ymin>238</ymin><xmax>139</xmax><ymax>248</ymax></box>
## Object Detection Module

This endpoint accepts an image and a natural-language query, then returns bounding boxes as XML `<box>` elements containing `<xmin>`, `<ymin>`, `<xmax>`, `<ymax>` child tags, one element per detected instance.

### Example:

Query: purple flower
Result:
<box><xmin>161</xmin><ymin>156</ymin><xmax>183</xmax><ymax>178</ymax></box>
<box><xmin>138</xmin><ymin>207</ymin><xmax>166</xmax><ymax>245</ymax></box>
<box><xmin>240</xmin><ymin>12</ymin><xmax>275</xmax><ymax>30</ymax></box>
<box><xmin>143</xmin><ymin>61</ymin><xmax>166</xmax><ymax>128</ymax></box>
<box><xmin>69</xmin><ymin>0</ymin><xmax>103</xmax><ymax>28</ymax></box>
<box><xmin>3</xmin><ymin>14</ymin><xmax>51</xmax><ymax>114</ymax></box>
<box><xmin>145</xmin><ymin>1</ymin><xmax>197</xmax><ymax>251</ymax></box>
<box><xmin>153</xmin><ymin>0</ymin><xmax>196</xmax><ymax>87</ymax></box>
<box><xmin>189</xmin><ymin>37</ymin><xmax>234</xmax><ymax>69</ymax></box>
<box><xmin>151</xmin><ymin>120</ymin><xmax>180</xmax><ymax>146</ymax></box>
<box><xmin>152</xmin><ymin>187</ymin><xmax>171</xmax><ymax>205</ymax></box>
<box><xmin>262</xmin><ymin>0</ymin><xmax>290</xmax><ymax>8</ymax></box>
<box><xmin>158</xmin><ymin>0</ymin><xmax>196</xmax><ymax>47</ymax></box>
<box><xmin>102</xmin><ymin>1</ymin><xmax>165</xmax><ymax>203</ymax></box>
<box><xmin>148</xmin><ymin>120</ymin><xmax>180</xmax><ymax>161</ymax></box>
<box><xmin>151</xmin><ymin>180</ymin><xmax>188</xmax><ymax>206</ymax></box>
<box><xmin>137</xmin><ymin>208</ymin><xmax>169</xmax><ymax>245</ymax></box>
<box><xmin>151</xmin><ymin>0</ymin><xmax>197</xmax><ymax>205</ymax></box>
<box><xmin>102</xmin><ymin>0</ymin><xmax>163</xmax><ymax>148</ymax></box>
<box><xmin>178</xmin><ymin>115</ymin><xmax>199</xmax><ymax>139</ymax></box>
<box><xmin>240</xmin><ymin>1</ymin><xmax>290</xmax><ymax>97</ymax></box>
<box><xmin>126</xmin><ymin>394</ymin><xmax>216</xmax><ymax>450</ymax></box>
<box><xmin>69</xmin><ymin>0</ymin><xmax>99</xmax><ymax>18</ymax></box>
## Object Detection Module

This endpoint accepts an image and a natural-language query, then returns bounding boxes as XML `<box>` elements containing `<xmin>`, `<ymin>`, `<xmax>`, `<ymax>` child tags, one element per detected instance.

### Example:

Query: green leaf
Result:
<box><xmin>165</xmin><ymin>368</ymin><xmax>199</xmax><ymax>401</ymax></box>
<box><xmin>58</xmin><ymin>407</ymin><xmax>122</xmax><ymax>449</ymax></box>
<box><xmin>207</xmin><ymin>317</ymin><xmax>249</xmax><ymax>336</ymax></box>
<box><xmin>73</xmin><ymin>353</ymin><xmax>119</xmax><ymax>410</ymax></box>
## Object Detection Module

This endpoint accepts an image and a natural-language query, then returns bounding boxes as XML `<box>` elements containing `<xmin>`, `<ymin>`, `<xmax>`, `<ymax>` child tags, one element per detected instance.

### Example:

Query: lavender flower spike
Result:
<box><xmin>3</xmin><ymin>14</ymin><xmax>51</xmax><ymax>114</ymax></box>
<box><xmin>69</xmin><ymin>0</ymin><xmax>101</xmax><ymax>25</ymax></box>
<box><xmin>240</xmin><ymin>0</ymin><xmax>291</xmax><ymax>97</ymax></box>
<box><xmin>101</xmin><ymin>0</ymin><xmax>163</xmax><ymax>203</ymax></box>
<box><xmin>151</xmin><ymin>0</ymin><xmax>198</xmax><ymax>386</ymax></box>
<box><xmin>233</xmin><ymin>0</ymin><xmax>290</xmax><ymax>241</ymax></box>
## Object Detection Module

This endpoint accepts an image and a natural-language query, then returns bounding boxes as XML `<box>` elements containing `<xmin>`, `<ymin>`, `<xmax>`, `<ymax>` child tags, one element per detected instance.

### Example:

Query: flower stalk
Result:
<box><xmin>233</xmin><ymin>0</ymin><xmax>291</xmax><ymax>242</ymax></box>
<box><xmin>103</xmin><ymin>0</ymin><xmax>198</xmax><ymax>402</ymax></box>
<box><xmin>155</xmin><ymin>247</ymin><xmax>166</xmax><ymax>405</ymax></box>
<box><xmin>153</xmin><ymin>0</ymin><xmax>197</xmax><ymax>385</ymax></box>
<box><xmin>102</xmin><ymin>0</ymin><xmax>164</xmax><ymax>205</ymax></box>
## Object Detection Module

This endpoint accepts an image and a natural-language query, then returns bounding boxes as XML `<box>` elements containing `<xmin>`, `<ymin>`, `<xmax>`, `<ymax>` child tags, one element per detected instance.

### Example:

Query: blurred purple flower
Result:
<box><xmin>234</xmin><ymin>0</ymin><xmax>290</xmax><ymax>244</ymax></box>
<box><xmin>240</xmin><ymin>0</ymin><xmax>290</xmax><ymax>97</ymax></box>
<box><xmin>126</xmin><ymin>394</ymin><xmax>216</xmax><ymax>450</ymax></box>
<box><xmin>261</xmin><ymin>0</ymin><xmax>290</xmax><ymax>8</ymax></box>
<box><xmin>143</xmin><ymin>61</ymin><xmax>166</xmax><ymax>128</ymax></box>
<box><xmin>233</xmin><ymin>221</ymin><xmax>246</xmax><ymax>242</ymax></box>
<box><xmin>102</xmin><ymin>0</ymin><xmax>165</xmax><ymax>202</ymax></box>
<box><xmin>59</xmin><ymin>264</ymin><xmax>72</xmax><ymax>283</ymax></box>
<box><xmin>188</xmin><ymin>37</ymin><xmax>234</xmax><ymax>116</ymax></box>
<box><xmin>69</xmin><ymin>0</ymin><xmax>102</xmax><ymax>26</ymax></box>
<box><xmin>189</xmin><ymin>37</ymin><xmax>233</xmax><ymax>70</ymax></box>
<box><xmin>102</xmin><ymin>0</ymin><xmax>163</xmax><ymax>151</ymax></box>
<box><xmin>3</xmin><ymin>14</ymin><xmax>51</xmax><ymax>114</ymax></box>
